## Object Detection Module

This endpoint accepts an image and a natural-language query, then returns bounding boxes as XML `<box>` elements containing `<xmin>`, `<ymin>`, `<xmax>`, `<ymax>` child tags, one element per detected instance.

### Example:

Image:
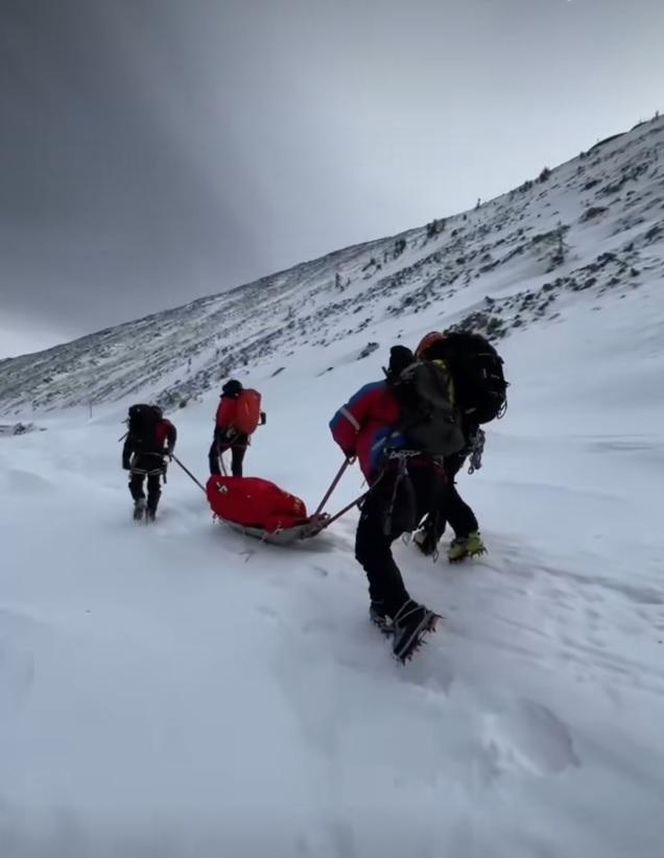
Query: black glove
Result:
<box><xmin>260</xmin><ymin>412</ymin><xmax>267</xmax><ymax>426</ymax></box>
<box><xmin>122</xmin><ymin>460</ymin><xmax>131</xmax><ymax>471</ymax></box>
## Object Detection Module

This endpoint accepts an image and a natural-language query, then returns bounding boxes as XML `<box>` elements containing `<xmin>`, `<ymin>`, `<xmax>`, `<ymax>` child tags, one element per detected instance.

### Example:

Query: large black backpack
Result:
<box><xmin>127</xmin><ymin>404</ymin><xmax>162</xmax><ymax>453</ymax></box>
<box><xmin>429</xmin><ymin>333</ymin><xmax>508</xmax><ymax>424</ymax></box>
<box><xmin>391</xmin><ymin>360</ymin><xmax>465</xmax><ymax>456</ymax></box>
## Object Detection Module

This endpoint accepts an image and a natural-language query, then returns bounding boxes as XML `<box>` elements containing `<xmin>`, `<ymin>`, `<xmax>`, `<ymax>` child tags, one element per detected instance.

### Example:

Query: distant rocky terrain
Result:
<box><xmin>1</xmin><ymin>115</ymin><xmax>662</xmax><ymax>416</ymax></box>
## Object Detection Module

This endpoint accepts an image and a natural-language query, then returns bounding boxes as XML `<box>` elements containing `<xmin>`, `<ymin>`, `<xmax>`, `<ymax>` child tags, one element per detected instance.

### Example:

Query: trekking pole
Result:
<box><xmin>171</xmin><ymin>455</ymin><xmax>207</xmax><ymax>493</ymax></box>
<box><xmin>313</xmin><ymin>457</ymin><xmax>353</xmax><ymax>517</ymax></box>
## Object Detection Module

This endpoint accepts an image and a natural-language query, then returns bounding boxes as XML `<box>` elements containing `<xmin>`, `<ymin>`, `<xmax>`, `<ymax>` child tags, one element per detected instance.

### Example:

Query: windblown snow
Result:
<box><xmin>1</xmin><ymin>116</ymin><xmax>663</xmax><ymax>857</ymax></box>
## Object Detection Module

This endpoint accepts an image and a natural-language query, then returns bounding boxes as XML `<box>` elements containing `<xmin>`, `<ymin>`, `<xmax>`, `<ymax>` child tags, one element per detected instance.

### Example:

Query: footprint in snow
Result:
<box><xmin>5</xmin><ymin>468</ymin><xmax>54</xmax><ymax>495</ymax></box>
<box><xmin>256</xmin><ymin>604</ymin><xmax>279</xmax><ymax>621</ymax></box>
<box><xmin>309</xmin><ymin>565</ymin><xmax>329</xmax><ymax>578</ymax></box>
<box><xmin>480</xmin><ymin>698</ymin><xmax>580</xmax><ymax>780</ymax></box>
<box><xmin>0</xmin><ymin>610</ymin><xmax>37</xmax><ymax>713</ymax></box>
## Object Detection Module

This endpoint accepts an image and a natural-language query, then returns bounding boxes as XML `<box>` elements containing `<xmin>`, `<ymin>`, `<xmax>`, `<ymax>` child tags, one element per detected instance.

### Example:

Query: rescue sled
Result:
<box><xmin>206</xmin><ymin>475</ymin><xmax>329</xmax><ymax>545</ymax></box>
<box><xmin>222</xmin><ymin>517</ymin><xmax>329</xmax><ymax>545</ymax></box>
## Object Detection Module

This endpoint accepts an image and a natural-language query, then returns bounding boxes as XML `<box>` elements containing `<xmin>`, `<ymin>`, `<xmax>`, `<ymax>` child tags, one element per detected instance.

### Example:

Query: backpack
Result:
<box><xmin>391</xmin><ymin>360</ymin><xmax>465</xmax><ymax>456</ymax></box>
<box><xmin>127</xmin><ymin>404</ymin><xmax>163</xmax><ymax>453</ymax></box>
<box><xmin>217</xmin><ymin>389</ymin><xmax>262</xmax><ymax>436</ymax></box>
<box><xmin>428</xmin><ymin>333</ymin><xmax>508</xmax><ymax>424</ymax></box>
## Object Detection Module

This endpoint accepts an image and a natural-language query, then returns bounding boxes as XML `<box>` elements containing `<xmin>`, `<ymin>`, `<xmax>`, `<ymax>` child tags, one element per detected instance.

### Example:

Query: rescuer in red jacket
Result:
<box><xmin>209</xmin><ymin>379</ymin><xmax>266</xmax><ymax>477</ymax></box>
<box><xmin>329</xmin><ymin>346</ymin><xmax>444</xmax><ymax>662</ymax></box>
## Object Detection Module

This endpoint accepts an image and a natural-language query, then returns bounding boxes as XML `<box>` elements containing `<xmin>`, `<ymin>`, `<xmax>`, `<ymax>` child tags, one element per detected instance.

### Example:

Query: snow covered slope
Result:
<box><xmin>2</xmin><ymin>286</ymin><xmax>663</xmax><ymax>857</ymax></box>
<box><xmin>1</xmin><ymin>117</ymin><xmax>664</xmax><ymax>857</ymax></box>
<box><xmin>1</xmin><ymin>116</ymin><xmax>663</xmax><ymax>417</ymax></box>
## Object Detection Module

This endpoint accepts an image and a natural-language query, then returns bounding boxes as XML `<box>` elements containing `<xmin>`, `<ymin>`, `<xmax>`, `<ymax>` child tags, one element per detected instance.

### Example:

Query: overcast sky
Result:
<box><xmin>1</xmin><ymin>0</ymin><xmax>662</xmax><ymax>357</ymax></box>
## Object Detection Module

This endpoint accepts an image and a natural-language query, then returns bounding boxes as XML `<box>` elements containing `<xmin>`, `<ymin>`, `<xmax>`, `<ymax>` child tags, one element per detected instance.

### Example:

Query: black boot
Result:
<box><xmin>391</xmin><ymin>599</ymin><xmax>439</xmax><ymax>663</ymax></box>
<box><xmin>413</xmin><ymin>513</ymin><xmax>444</xmax><ymax>558</ymax></box>
<box><xmin>146</xmin><ymin>476</ymin><xmax>161</xmax><ymax>523</ymax></box>
<box><xmin>413</xmin><ymin>526</ymin><xmax>439</xmax><ymax>558</ymax></box>
<box><xmin>146</xmin><ymin>496</ymin><xmax>159</xmax><ymax>522</ymax></box>
<box><xmin>133</xmin><ymin>498</ymin><xmax>146</xmax><ymax>521</ymax></box>
<box><xmin>369</xmin><ymin>600</ymin><xmax>393</xmax><ymax>636</ymax></box>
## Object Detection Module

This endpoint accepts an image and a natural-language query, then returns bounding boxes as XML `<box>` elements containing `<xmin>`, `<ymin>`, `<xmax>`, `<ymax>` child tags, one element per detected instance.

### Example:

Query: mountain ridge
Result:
<box><xmin>1</xmin><ymin>113</ymin><xmax>662</xmax><ymax>416</ymax></box>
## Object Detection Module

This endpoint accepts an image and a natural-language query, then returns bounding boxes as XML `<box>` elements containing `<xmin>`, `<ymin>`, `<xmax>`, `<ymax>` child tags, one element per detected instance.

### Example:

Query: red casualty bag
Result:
<box><xmin>216</xmin><ymin>389</ymin><xmax>262</xmax><ymax>436</ymax></box>
<box><xmin>206</xmin><ymin>475</ymin><xmax>308</xmax><ymax>533</ymax></box>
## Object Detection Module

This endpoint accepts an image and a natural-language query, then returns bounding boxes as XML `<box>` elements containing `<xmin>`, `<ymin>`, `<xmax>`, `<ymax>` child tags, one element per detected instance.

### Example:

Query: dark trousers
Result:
<box><xmin>355</xmin><ymin>460</ymin><xmax>447</xmax><ymax>617</ymax></box>
<box><xmin>208</xmin><ymin>439</ymin><xmax>247</xmax><ymax>477</ymax></box>
<box><xmin>438</xmin><ymin>451</ymin><xmax>478</xmax><ymax>539</ymax></box>
<box><xmin>128</xmin><ymin>454</ymin><xmax>164</xmax><ymax>512</ymax></box>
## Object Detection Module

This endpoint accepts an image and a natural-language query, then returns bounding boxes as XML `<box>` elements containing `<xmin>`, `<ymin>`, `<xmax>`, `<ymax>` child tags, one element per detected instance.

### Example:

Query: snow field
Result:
<box><xmin>2</xmin><ymin>279</ymin><xmax>664</xmax><ymax>857</ymax></box>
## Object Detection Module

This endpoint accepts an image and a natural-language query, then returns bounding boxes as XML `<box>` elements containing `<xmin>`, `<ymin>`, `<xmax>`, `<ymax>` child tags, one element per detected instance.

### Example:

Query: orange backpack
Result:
<box><xmin>217</xmin><ymin>389</ymin><xmax>262</xmax><ymax>436</ymax></box>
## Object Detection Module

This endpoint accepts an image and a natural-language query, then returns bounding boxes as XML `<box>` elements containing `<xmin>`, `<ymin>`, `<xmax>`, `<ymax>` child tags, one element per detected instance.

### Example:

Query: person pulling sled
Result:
<box><xmin>122</xmin><ymin>404</ymin><xmax>177</xmax><ymax>522</ymax></box>
<box><xmin>412</xmin><ymin>330</ymin><xmax>508</xmax><ymax>562</ymax></box>
<box><xmin>329</xmin><ymin>345</ymin><xmax>465</xmax><ymax>662</ymax></box>
<box><xmin>208</xmin><ymin>379</ymin><xmax>266</xmax><ymax>478</ymax></box>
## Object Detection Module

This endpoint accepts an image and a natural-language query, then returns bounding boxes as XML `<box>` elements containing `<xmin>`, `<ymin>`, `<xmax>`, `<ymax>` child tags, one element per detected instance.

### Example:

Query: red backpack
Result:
<box><xmin>216</xmin><ymin>389</ymin><xmax>262</xmax><ymax>436</ymax></box>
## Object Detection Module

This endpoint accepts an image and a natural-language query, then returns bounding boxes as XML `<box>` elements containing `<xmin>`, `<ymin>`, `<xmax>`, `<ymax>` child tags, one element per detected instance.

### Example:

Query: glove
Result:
<box><xmin>260</xmin><ymin>412</ymin><xmax>267</xmax><ymax>426</ymax></box>
<box><xmin>467</xmin><ymin>428</ymin><xmax>485</xmax><ymax>474</ymax></box>
<box><xmin>122</xmin><ymin>461</ymin><xmax>131</xmax><ymax>471</ymax></box>
<box><xmin>220</xmin><ymin>427</ymin><xmax>238</xmax><ymax>444</ymax></box>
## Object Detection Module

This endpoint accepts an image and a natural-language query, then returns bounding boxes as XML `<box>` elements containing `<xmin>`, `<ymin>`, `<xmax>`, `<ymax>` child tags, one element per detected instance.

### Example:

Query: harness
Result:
<box><xmin>380</xmin><ymin>449</ymin><xmax>445</xmax><ymax>536</ymax></box>
<box><xmin>130</xmin><ymin>451</ymin><xmax>168</xmax><ymax>480</ymax></box>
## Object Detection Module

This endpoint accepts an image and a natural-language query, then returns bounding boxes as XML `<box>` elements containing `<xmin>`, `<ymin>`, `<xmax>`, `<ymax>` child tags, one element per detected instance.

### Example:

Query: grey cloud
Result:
<box><xmin>1</xmin><ymin>0</ymin><xmax>662</xmax><ymax>354</ymax></box>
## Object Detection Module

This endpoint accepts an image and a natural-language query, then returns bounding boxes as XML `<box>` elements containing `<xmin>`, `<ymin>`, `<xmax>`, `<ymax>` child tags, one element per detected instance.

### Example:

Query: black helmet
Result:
<box><xmin>222</xmin><ymin>379</ymin><xmax>243</xmax><ymax>397</ymax></box>
<box><xmin>385</xmin><ymin>345</ymin><xmax>415</xmax><ymax>381</ymax></box>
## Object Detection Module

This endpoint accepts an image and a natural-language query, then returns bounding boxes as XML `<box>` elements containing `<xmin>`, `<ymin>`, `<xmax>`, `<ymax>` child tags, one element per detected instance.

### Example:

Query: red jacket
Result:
<box><xmin>155</xmin><ymin>419</ymin><xmax>176</xmax><ymax>451</ymax></box>
<box><xmin>329</xmin><ymin>381</ymin><xmax>407</xmax><ymax>481</ymax></box>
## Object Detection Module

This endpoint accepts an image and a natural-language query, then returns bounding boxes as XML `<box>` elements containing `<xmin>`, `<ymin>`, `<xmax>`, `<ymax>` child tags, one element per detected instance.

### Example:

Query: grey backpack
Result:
<box><xmin>392</xmin><ymin>360</ymin><xmax>465</xmax><ymax>456</ymax></box>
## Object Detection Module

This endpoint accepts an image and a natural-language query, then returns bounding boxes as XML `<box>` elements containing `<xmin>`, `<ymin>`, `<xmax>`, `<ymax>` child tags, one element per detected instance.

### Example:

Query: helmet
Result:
<box><xmin>222</xmin><ymin>379</ymin><xmax>243</xmax><ymax>397</ymax></box>
<box><xmin>415</xmin><ymin>331</ymin><xmax>446</xmax><ymax>359</ymax></box>
<box><xmin>388</xmin><ymin>345</ymin><xmax>415</xmax><ymax>377</ymax></box>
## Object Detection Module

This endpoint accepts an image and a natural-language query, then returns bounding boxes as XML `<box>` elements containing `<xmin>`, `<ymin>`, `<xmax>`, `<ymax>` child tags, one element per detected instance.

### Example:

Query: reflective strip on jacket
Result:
<box><xmin>329</xmin><ymin>380</ymin><xmax>408</xmax><ymax>481</ymax></box>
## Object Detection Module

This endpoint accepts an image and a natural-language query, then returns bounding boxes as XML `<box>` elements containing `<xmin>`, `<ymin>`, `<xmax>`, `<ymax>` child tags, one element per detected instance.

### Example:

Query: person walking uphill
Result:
<box><xmin>329</xmin><ymin>345</ymin><xmax>466</xmax><ymax>662</ymax></box>
<box><xmin>122</xmin><ymin>404</ymin><xmax>177</xmax><ymax>522</ymax></box>
<box><xmin>208</xmin><ymin>379</ymin><xmax>266</xmax><ymax>478</ymax></box>
<box><xmin>413</xmin><ymin>330</ymin><xmax>508</xmax><ymax>562</ymax></box>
